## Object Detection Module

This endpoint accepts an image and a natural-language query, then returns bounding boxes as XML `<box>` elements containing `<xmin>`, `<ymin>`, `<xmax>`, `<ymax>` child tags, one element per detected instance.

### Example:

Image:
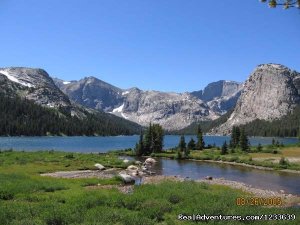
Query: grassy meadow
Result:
<box><xmin>0</xmin><ymin>150</ymin><xmax>299</xmax><ymax>224</ymax></box>
<box><xmin>146</xmin><ymin>143</ymin><xmax>300</xmax><ymax>171</ymax></box>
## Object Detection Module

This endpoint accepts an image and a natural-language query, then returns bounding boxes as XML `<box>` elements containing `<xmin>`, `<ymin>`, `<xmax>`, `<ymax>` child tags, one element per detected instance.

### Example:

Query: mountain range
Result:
<box><xmin>53</xmin><ymin>77</ymin><xmax>242</xmax><ymax>130</ymax></box>
<box><xmin>1</xmin><ymin>63</ymin><xmax>299</xmax><ymax>136</ymax></box>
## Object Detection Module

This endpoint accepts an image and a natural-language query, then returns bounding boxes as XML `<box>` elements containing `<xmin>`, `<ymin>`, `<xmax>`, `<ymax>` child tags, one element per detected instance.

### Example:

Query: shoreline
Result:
<box><xmin>40</xmin><ymin>170</ymin><xmax>300</xmax><ymax>207</ymax></box>
<box><xmin>146</xmin><ymin>154</ymin><xmax>300</xmax><ymax>174</ymax></box>
<box><xmin>189</xmin><ymin>158</ymin><xmax>300</xmax><ymax>174</ymax></box>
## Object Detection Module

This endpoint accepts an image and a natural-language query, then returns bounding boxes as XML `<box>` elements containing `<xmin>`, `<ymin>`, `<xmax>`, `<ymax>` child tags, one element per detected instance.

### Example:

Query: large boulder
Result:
<box><xmin>118</xmin><ymin>172</ymin><xmax>135</xmax><ymax>184</ymax></box>
<box><xmin>145</xmin><ymin>158</ymin><xmax>156</xmax><ymax>164</ymax></box>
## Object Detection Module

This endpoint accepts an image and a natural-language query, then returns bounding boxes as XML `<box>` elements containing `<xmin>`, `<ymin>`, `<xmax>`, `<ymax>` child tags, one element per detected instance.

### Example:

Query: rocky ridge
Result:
<box><xmin>55</xmin><ymin>77</ymin><xmax>242</xmax><ymax>130</ymax></box>
<box><xmin>0</xmin><ymin>67</ymin><xmax>73</xmax><ymax>111</ymax></box>
<box><xmin>212</xmin><ymin>64</ymin><xmax>300</xmax><ymax>134</ymax></box>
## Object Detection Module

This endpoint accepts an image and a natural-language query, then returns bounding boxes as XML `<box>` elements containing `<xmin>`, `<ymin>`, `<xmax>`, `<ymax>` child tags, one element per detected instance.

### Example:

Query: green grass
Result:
<box><xmin>0</xmin><ymin>150</ymin><xmax>299</xmax><ymax>224</ymax></box>
<box><xmin>144</xmin><ymin>144</ymin><xmax>300</xmax><ymax>171</ymax></box>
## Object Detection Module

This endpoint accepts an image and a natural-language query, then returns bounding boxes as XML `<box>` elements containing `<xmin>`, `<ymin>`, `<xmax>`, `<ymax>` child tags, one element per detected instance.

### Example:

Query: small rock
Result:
<box><xmin>205</xmin><ymin>176</ymin><xmax>213</xmax><ymax>180</ymax></box>
<box><xmin>123</xmin><ymin>159</ymin><xmax>129</xmax><ymax>163</ymax></box>
<box><xmin>94</xmin><ymin>163</ymin><xmax>105</xmax><ymax>170</ymax></box>
<box><xmin>127</xmin><ymin>165</ymin><xmax>139</xmax><ymax>171</ymax></box>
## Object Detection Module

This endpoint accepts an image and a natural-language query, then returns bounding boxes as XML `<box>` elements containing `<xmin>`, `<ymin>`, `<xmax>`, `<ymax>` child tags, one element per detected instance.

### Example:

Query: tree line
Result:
<box><xmin>172</xmin><ymin>106</ymin><xmax>300</xmax><ymax>138</ymax></box>
<box><xmin>0</xmin><ymin>93</ymin><xmax>141</xmax><ymax>136</ymax></box>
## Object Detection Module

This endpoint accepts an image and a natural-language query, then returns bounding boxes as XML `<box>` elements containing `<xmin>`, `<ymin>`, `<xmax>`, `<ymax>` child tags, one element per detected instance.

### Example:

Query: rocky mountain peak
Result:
<box><xmin>55</xmin><ymin>76</ymin><xmax>123</xmax><ymax>111</ymax></box>
<box><xmin>0</xmin><ymin>67</ymin><xmax>72</xmax><ymax>109</ymax></box>
<box><xmin>212</xmin><ymin>64</ymin><xmax>300</xmax><ymax>134</ymax></box>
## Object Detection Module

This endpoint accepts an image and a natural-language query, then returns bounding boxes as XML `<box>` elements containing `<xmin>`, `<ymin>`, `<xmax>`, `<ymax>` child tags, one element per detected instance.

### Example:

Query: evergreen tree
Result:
<box><xmin>196</xmin><ymin>125</ymin><xmax>205</xmax><ymax>150</ymax></box>
<box><xmin>187</xmin><ymin>138</ymin><xmax>196</xmax><ymax>150</ymax></box>
<box><xmin>142</xmin><ymin>123</ymin><xmax>164</xmax><ymax>155</ymax></box>
<box><xmin>260</xmin><ymin>0</ymin><xmax>300</xmax><ymax>9</ymax></box>
<box><xmin>257</xmin><ymin>143</ymin><xmax>263</xmax><ymax>152</ymax></box>
<box><xmin>152</xmin><ymin>124</ymin><xmax>164</xmax><ymax>153</ymax></box>
<box><xmin>144</xmin><ymin>123</ymin><xmax>153</xmax><ymax>155</ymax></box>
<box><xmin>230</xmin><ymin>126</ymin><xmax>240</xmax><ymax>149</ymax></box>
<box><xmin>239</xmin><ymin>128</ymin><xmax>249</xmax><ymax>152</ymax></box>
<box><xmin>272</xmin><ymin>138</ymin><xmax>276</xmax><ymax>146</ymax></box>
<box><xmin>177</xmin><ymin>135</ymin><xmax>186</xmax><ymax>159</ymax></box>
<box><xmin>221</xmin><ymin>141</ymin><xmax>228</xmax><ymax>155</ymax></box>
<box><xmin>135</xmin><ymin>131</ymin><xmax>144</xmax><ymax>156</ymax></box>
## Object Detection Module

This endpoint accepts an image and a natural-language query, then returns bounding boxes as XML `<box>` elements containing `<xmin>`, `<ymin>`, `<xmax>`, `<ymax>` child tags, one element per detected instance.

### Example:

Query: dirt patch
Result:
<box><xmin>85</xmin><ymin>184</ymin><xmax>134</xmax><ymax>194</ymax></box>
<box><xmin>40</xmin><ymin>168</ymin><xmax>121</xmax><ymax>179</ymax></box>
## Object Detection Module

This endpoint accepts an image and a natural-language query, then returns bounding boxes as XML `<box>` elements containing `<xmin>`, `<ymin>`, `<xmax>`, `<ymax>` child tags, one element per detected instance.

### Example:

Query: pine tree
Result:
<box><xmin>144</xmin><ymin>123</ymin><xmax>153</xmax><ymax>155</ymax></box>
<box><xmin>196</xmin><ymin>125</ymin><xmax>205</xmax><ymax>150</ymax></box>
<box><xmin>178</xmin><ymin>135</ymin><xmax>187</xmax><ymax>158</ymax></box>
<box><xmin>257</xmin><ymin>143</ymin><xmax>262</xmax><ymax>152</ymax></box>
<box><xmin>187</xmin><ymin>138</ymin><xmax>196</xmax><ymax>150</ymax></box>
<box><xmin>230</xmin><ymin>126</ymin><xmax>240</xmax><ymax>149</ymax></box>
<box><xmin>239</xmin><ymin>128</ymin><xmax>249</xmax><ymax>152</ymax></box>
<box><xmin>142</xmin><ymin>123</ymin><xmax>164</xmax><ymax>155</ymax></box>
<box><xmin>135</xmin><ymin>131</ymin><xmax>144</xmax><ymax>156</ymax></box>
<box><xmin>221</xmin><ymin>141</ymin><xmax>228</xmax><ymax>155</ymax></box>
<box><xmin>152</xmin><ymin>124</ymin><xmax>164</xmax><ymax>153</ymax></box>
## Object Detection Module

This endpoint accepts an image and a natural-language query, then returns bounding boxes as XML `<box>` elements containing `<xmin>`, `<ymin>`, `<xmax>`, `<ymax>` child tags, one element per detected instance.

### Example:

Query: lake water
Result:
<box><xmin>122</xmin><ymin>156</ymin><xmax>300</xmax><ymax>195</ymax></box>
<box><xmin>0</xmin><ymin>135</ymin><xmax>299</xmax><ymax>195</ymax></box>
<box><xmin>0</xmin><ymin>135</ymin><xmax>298</xmax><ymax>152</ymax></box>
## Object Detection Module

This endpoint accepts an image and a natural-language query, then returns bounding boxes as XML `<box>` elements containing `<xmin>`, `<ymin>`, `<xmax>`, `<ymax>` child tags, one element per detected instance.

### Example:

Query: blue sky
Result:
<box><xmin>0</xmin><ymin>0</ymin><xmax>299</xmax><ymax>92</ymax></box>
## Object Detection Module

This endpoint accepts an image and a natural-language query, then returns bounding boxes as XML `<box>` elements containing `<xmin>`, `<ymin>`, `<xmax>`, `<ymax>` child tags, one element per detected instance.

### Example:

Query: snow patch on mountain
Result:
<box><xmin>112</xmin><ymin>103</ymin><xmax>124</xmax><ymax>113</ymax></box>
<box><xmin>0</xmin><ymin>70</ymin><xmax>35</xmax><ymax>88</ymax></box>
<box><xmin>122</xmin><ymin>91</ymin><xmax>130</xmax><ymax>96</ymax></box>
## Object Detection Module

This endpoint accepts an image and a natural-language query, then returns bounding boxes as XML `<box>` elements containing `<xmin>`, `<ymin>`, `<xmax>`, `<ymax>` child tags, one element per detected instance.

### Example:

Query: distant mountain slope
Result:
<box><xmin>170</xmin><ymin>110</ymin><xmax>233</xmax><ymax>135</ymax></box>
<box><xmin>55</xmin><ymin>76</ymin><xmax>241</xmax><ymax>130</ymax></box>
<box><xmin>212</xmin><ymin>64</ymin><xmax>300</xmax><ymax>135</ymax></box>
<box><xmin>53</xmin><ymin>76</ymin><xmax>123</xmax><ymax>111</ymax></box>
<box><xmin>0</xmin><ymin>67</ymin><xmax>141</xmax><ymax>136</ymax></box>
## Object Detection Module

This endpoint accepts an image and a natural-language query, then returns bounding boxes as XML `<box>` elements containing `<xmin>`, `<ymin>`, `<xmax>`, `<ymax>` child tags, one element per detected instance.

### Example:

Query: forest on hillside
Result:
<box><xmin>173</xmin><ymin>108</ymin><xmax>300</xmax><ymax>138</ymax></box>
<box><xmin>0</xmin><ymin>93</ymin><xmax>141</xmax><ymax>136</ymax></box>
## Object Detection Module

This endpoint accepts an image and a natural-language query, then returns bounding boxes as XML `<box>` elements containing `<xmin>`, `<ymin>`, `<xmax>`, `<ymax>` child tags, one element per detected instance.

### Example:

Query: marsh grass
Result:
<box><xmin>0</xmin><ymin>150</ymin><xmax>299</xmax><ymax>224</ymax></box>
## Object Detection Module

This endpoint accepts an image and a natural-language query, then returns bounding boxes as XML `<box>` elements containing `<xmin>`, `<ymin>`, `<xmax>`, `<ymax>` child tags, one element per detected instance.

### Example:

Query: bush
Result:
<box><xmin>168</xmin><ymin>194</ymin><xmax>181</xmax><ymax>204</ymax></box>
<box><xmin>0</xmin><ymin>190</ymin><xmax>14</xmax><ymax>200</ymax></box>
<box><xmin>279</xmin><ymin>157</ymin><xmax>289</xmax><ymax>166</ymax></box>
<box><xmin>65</xmin><ymin>153</ymin><xmax>74</xmax><ymax>159</ymax></box>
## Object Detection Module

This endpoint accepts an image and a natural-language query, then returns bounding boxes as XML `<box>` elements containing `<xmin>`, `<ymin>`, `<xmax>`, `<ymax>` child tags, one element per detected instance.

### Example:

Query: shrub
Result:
<box><xmin>168</xmin><ymin>194</ymin><xmax>181</xmax><ymax>204</ymax></box>
<box><xmin>65</xmin><ymin>153</ymin><xmax>74</xmax><ymax>159</ymax></box>
<box><xmin>0</xmin><ymin>190</ymin><xmax>14</xmax><ymax>200</ymax></box>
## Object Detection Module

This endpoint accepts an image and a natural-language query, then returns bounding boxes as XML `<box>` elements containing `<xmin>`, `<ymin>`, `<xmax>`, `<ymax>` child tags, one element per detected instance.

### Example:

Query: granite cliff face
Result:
<box><xmin>194</xmin><ymin>80</ymin><xmax>243</xmax><ymax>114</ymax></box>
<box><xmin>119</xmin><ymin>89</ymin><xmax>217</xmax><ymax>130</ymax></box>
<box><xmin>212</xmin><ymin>64</ymin><xmax>300</xmax><ymax>134</ymax></box>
